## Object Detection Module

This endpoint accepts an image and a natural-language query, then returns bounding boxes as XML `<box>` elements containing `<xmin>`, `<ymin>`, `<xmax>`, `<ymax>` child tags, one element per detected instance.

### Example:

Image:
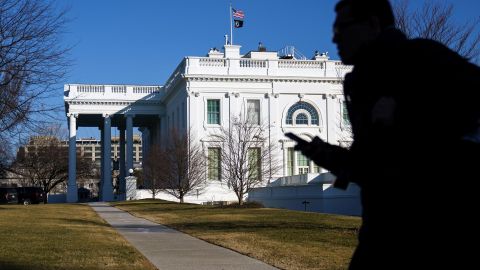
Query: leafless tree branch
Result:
<box><xmin>144</xmin><ymin>128</ymin><xmax>207</xmax><ymax>203</ymax></box>
<box><xmin>0</xmin><ymin>0</ymin><xmax>71</xmax><ymax>159</ymax></box>
<box><xmin>392</xmin><ymin>0</ymin><xmax>480</xmax><ymax>63</ymax></box>
<box><xmin>209</xmin><ymin>114</ymin><xmax>281</xmax><ymax>205</ymax></box>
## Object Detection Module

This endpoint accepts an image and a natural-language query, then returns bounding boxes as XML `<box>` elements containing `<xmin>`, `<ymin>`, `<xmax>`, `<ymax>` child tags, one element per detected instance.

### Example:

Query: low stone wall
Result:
<box><xmin>248</xmin><ymin>182</ymin><xmax>362</xmax><ymax>216</ymax></box>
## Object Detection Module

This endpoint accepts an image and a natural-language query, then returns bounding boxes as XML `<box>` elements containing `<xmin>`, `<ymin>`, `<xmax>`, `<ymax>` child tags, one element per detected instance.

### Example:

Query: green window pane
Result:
<box><xmin>343</xmin><ymin>101</ymin><xmax>350</xmax><ymax>124</ymax></box>
<box><xmin>287</xmin><ymin>148</ymin><xmax>294</xmax><ymax>176</ymax></box>
<box><xmin>207</xmin><ymin>100</ymin><xmax>220</xmax><ymax>124</ymax></box>
<box><xmin>247</xmin><ymin>100</ymin><xmax>260</xmax><ymax>125</ymax></box>
<box><xmin>295</xmin><ymin>113</ymin><xmax>309</xmax><ymax>125</ymax></box>
<box><xmin>208</xmin><ymin>148</ymin><xmax>221</xmax><ymax>180</ymax></box>
<box><xmin>248</xmin><ymin>148</ymin><xmax>261</xmax><ymax>180</ymax></box>
<box><xmin>297</xmin><ymin>152</ymin><xmax>309</xmax><ymax>167</ymax></box>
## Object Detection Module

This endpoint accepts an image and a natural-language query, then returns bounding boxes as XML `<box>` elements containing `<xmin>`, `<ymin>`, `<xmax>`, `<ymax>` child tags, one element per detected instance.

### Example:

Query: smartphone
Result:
<box><xmin>284</xmin><ymin>132</ymin><xmax>308</xmax><ymax>145</ymax></box>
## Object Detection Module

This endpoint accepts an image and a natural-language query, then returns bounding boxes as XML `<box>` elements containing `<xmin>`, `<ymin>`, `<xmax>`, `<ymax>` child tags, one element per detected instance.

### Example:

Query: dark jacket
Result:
<box><xmin>310</xmin><ymin>28</ymin><xmax>480</xmax><ymax>268</ymax></box>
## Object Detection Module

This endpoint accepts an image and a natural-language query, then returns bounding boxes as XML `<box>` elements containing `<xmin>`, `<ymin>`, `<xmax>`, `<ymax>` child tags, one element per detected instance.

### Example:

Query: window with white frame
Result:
<box><xmin>286</xmin><ymin>101</ymin><xmax>319</xmax><ymax>126</ymax></box>
<box><xmin>247</xmin><ymin>99</ymin><xmax>260</xmax><ymax>125</ymax></box>
<box><xmin>208</xmin><ymin>148</ymin><xmax>221</xmax><ymax>180</ymax></box>
<box><xmin>207</xmin><ymin>99</ymin><xmax>220</xmax><ymax>124</ymax></box>
<box><xmin>287</xmin><ymin>147</ymin><xmax>322</xmax><ymax>176</ymax></box>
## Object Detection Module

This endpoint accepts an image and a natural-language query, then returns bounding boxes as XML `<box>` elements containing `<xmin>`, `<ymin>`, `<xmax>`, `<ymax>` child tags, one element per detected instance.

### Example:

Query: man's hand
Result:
<box><xmin>293</xmin><ymin>136</ymin><xmax>327</xmax><ymax>158</ymax></box>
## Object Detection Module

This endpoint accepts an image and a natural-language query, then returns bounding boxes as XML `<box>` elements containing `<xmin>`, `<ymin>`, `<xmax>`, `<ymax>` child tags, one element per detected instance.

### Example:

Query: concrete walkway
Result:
<box><xmin>89</xmin><ymin>202</ymin><xmax>279</xmax><ymax>270</ymax></box>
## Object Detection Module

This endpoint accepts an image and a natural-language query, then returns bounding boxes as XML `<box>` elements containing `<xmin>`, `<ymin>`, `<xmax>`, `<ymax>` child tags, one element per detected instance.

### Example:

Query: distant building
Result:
<box><xmin>74</xmin><ymin>135</ymin><xmax>143</xmax><ymax>167</ymax></box>
<box><xmin>2</xmin><ymin>135</ymin><xmax>143</xmax><ymax>198</ymax></box>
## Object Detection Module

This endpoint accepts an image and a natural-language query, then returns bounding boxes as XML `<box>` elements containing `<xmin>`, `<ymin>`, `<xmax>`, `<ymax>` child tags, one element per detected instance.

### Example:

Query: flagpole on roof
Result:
<box><xmin>229</xmin><ymin>2</ymin><xmax>233</xmax><ymax>45</ymax></box>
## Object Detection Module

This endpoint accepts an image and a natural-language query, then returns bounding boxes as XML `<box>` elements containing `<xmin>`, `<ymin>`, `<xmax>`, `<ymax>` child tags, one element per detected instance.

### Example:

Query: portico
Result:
<box><xmin>64</xmin><ymin>84</ymin><xmax>163</xmax><ymax>202</ymax></box>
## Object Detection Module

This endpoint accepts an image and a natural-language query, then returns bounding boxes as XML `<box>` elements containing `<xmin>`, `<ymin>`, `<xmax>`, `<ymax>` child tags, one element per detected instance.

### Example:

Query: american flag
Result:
<box><xmin>232</xmin><ymin>8</ymin><xmax>244</xmax><ymax>20</ymax></box>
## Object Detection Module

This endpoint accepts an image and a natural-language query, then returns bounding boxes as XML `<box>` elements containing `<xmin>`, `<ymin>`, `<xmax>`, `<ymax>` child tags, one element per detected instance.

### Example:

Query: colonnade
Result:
<box><xmin>66</xmin><ymin>113</ymin><xmax>136</xmax><ymax>203</ymax></box>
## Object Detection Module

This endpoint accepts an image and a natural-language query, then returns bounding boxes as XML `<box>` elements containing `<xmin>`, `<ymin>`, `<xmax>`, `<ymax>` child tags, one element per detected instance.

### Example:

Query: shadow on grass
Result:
<box><xmin>130</xmin><ymin>206</ymin><xmax>206</xmax><ymax>212</ymax></box>
<box><xmin>41</xmin><ymin>217</ymin><xmax>110</xmax><ymax>227</ymax></box>
<box><xmin>166</xmin><ymin>220</ymin><xmax>359</xmax><ymax>234</ymax></box>
<box><xmin>0</xmin><ymin>206</ymin><xmax>18</xmax><ymax>210</ymax></box>
<box><xmin>0</xmin><ymin>261</ymin><xmax>28</xmax><ymax>270</ymax></box>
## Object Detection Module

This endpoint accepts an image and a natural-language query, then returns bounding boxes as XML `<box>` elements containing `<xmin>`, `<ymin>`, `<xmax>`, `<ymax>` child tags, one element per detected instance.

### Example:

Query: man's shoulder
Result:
<box><xmin>406</xmin><ymin>38</ymin><xmax>466</xmax><ymax>63</ymax></box>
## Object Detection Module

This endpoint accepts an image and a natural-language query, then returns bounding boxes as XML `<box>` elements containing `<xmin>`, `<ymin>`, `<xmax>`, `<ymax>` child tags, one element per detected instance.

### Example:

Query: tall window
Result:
<box><xmin>208</xmin><ymin>148</ymin><xmax>221</xmax><ymax>180</ymax></box>
<box><xmin>287</xmin><ymin>148</ymin><xmax>294</xmax><ymax>176</ymax></box>
<box><xmin>248</xmin><ymin>147</ymin><xmax>261</xmax><ymax>180</ymax></box>
<box><xmin>247</xmin><ymin>100</ymin><xmax>260</xmax><ymax>125</ymax></box>
<box><xmin>343</xmin><ymin>101</ymin><xmax>350</xmax><ymax>125</ymax></box>
<box><xmin>287</xmin><ymin>147</ymin><xmax>319</xmax><ymax>175</ymax></box>
<box><xmin>297</xmin><ymin>152</ymin><xmax>309</xmax><ymax>174</ymax></box>
<box><xmin>207</xmin><ymin>99</ymin><xmax>220</xmax><ymax>124</ymax></box>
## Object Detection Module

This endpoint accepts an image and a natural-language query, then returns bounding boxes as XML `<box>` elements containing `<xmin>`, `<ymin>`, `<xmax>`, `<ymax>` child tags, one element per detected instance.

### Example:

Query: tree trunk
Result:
<box><xmin>238</xmin><ymin>193</ymin><xmax>243</xmax><ymax>205</ymax></box>
<box><xmin>43</xmin><ymin>191</ymin><xmax>48</xmax><ymax>204</ymax></box>
<box><xmin>180</xmin><ymin>196</ymin><xmax>184</xmax><ymax>203</ymax></box>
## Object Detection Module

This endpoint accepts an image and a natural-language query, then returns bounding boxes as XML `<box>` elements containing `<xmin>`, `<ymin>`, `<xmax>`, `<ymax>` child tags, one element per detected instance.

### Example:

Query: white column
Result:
<box><xmin>67</xmin><ymin>113</ymin><xmax>78</xmax><ymax>203</ymax></box>
<box><xmin>282</xmin><ymin>143</ymin><xmax>288</xmax><ymax>176</ymax></box>
<box><xmin>99</xmin><ymin>127</ymin><xmax>104</xmax><ymax>201</ymax></box>
<box><xmin>126</xmin><ymin>114</ymin><xmax>134</xmax><ymax>175</ymax></box>
<box><xmin>102</xmin><ymin>113</ymin><xmax>113</xmax><ymax>201</ymax></box>
<box><xmin>119</xmin><ymin>126</ymin><xmax>126</xmax><ymax>194</ymax></box>
<box><xmin>293</xmin><ymin>150</ymin><xmax>299</xmax><ymax>175</ymax></box>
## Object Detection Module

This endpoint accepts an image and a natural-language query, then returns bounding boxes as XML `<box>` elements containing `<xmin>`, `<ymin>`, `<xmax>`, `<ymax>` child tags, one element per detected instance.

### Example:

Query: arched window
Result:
<box><xmin>286</xmin><ymin>101</ymin><xmax>319</xmax><ymax>125</ymax></box>
<box><xmin>295</xmin><ymin>113</ymin><xmax>308</xmax><ymax>125</ymax></box>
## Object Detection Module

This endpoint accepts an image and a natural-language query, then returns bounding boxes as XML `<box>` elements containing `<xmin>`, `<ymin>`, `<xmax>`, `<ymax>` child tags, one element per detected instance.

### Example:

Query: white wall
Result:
<box><xmin>135</xmin><ymin>181</ymin><xmax>239</xmax><ymax>204</ymax></box>
<box><xmin>248</xmin><ymin>183</ymin><xmax>362</xmax><ymax>216</ymax></box>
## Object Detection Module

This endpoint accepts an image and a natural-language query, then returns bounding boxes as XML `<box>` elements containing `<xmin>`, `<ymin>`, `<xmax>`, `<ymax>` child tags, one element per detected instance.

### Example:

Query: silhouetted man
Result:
<box><xmin>290</xmin><ymin>0</ymin><xmax>480</xmax><ymax>268</ymax></box>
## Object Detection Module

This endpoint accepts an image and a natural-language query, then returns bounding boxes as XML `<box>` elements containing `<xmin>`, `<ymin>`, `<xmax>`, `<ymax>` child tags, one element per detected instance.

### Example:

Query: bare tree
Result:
<box><xmin>0</xmin><ymin>0</ymin><xmax>70</xmax><ymax>148</ymax></box>
<box><xmin>209</xmin><ymin>115</ymin><xmax>281</xmax><ymax>205</ymax></box>
<box><xmin>144</xmin><ymin>129</ymin><xmax>207</xmax><ymax>203</ymax></box>
<box><xmin>9</xmin><ymin>126</ymin><xmax>95</xmax><ymax>203</ymax></box>
<box><xmin>142</xmin><ymin>144</ymin><xmax>164</xmax><ymax>199</ymax></box>
<box><xmin>392</xmin><ymin>0</ymin><xmax>480</xmax><ymax>62</ymax></box>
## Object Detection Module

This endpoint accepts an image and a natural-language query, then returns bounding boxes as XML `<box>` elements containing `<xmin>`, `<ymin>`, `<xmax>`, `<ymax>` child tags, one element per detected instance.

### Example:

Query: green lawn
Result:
<box><xmin>0</xmin><ymin>203</ymin><xmax>156</xmax><ymax>270</ymax></box>
<box><xmin>113</xmin><ymin>200</ymin><xmax>361</xmax><ymax>270</ymax></box>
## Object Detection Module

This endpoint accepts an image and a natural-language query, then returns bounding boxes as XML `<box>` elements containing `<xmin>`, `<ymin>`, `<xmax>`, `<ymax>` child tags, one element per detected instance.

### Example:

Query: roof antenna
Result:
<box><xmin>224</xmin><ymin>34</ymin><xmax>229</xmax><ymax>45</ymax></box>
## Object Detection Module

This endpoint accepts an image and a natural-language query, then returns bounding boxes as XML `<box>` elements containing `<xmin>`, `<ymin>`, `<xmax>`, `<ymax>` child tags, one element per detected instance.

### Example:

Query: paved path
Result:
<box><xmin>89</xmin><ymin>202</ymin><xmax>279</xmax><ymax>270</ymax></box>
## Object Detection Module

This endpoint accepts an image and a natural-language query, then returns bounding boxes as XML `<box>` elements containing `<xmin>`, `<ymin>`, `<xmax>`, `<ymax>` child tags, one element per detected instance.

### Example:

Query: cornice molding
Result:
<box><xmin>66</xmin><ymin>100</ymin><xmax>161</xmax><ymax>106</ymax></box>
<box><xmin>184</xmin><ymin>75</ymin><xmax>343</xmax><ymax>84</ymax></box>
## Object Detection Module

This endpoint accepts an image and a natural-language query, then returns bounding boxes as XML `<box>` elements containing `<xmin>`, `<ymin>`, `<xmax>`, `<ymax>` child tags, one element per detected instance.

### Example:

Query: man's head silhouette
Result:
<box><xmin>333</xmin><ymin>0</ymin><xmax>395</xmax><ymax>64</ymax></box>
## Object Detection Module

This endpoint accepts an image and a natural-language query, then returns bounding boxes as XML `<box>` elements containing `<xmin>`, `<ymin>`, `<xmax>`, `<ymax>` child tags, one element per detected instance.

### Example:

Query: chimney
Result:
<box><xmin>223</xmin><ymin>44</ymin><xmax>241</xmax><ymax>58</ymax></box>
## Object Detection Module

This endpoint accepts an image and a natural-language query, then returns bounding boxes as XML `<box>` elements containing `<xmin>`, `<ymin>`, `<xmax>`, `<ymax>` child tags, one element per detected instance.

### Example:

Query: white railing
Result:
<box><xmin>278</xmin><ymin>60</ymin><xmax>324</xmax><ymax>69</ymax></box>
<box><xmin>77</xmin><ymin>85</ymin><xmax>105</xmax><ymax>93</ymax></box>
<box><xmin>133</xmin><ymin>86</ymin><xmax>161</xmax><ymax>94</ymax></box>
<box><xmin>66</xmin><ymin>84</ymin><xmax>163</xmax><ymax>99</ymax></box>
<box><xmin>239</xmin><ymin>59</ymin><xmax>267</xmax><ymax>68</ymax></box>
<box><xmin>112</xmin><ymin>85</ymin><xmax>126</xmax><ymax>94</ymax></box>
<box><xmin>277</xmin><ymin>45</ymin><xmax>308</xmax><ymax>60</ymax></box>
<box><xmin>334</xmin><ymin>61</ymin><xmax>350</xmax><ymax>69</ymax></box>
<box><xmin>182</xmin><ymin>57</ymin><xmax>351</xmax><ymax>78</ymax></box>
<box><xmin>199</xmin><ymin>58</ymin><xmax>226</xmax><ymax>67</ymax></box>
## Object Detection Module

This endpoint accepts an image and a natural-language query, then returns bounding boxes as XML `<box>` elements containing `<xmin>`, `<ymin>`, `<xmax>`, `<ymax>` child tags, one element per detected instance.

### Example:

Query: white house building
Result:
<box><xmin>64</xmin><ymin>43</ymin><xmax>353</xmax><ymax>204</ymax></box>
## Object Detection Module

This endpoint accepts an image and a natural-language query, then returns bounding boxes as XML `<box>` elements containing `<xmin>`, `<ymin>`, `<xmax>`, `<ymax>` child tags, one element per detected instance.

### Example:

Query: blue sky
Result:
<box><xmin>56</xmin><ymin>0</ymin><xmax>479</xmax><ymax>139</ymax></box>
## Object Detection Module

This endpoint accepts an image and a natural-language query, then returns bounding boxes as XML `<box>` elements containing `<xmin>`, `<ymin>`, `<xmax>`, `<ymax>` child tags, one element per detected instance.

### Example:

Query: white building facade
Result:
<box><xmin>64</xmin><ymin>44</ymin><xmax>352</xmax><ymax>203</ymax></box>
